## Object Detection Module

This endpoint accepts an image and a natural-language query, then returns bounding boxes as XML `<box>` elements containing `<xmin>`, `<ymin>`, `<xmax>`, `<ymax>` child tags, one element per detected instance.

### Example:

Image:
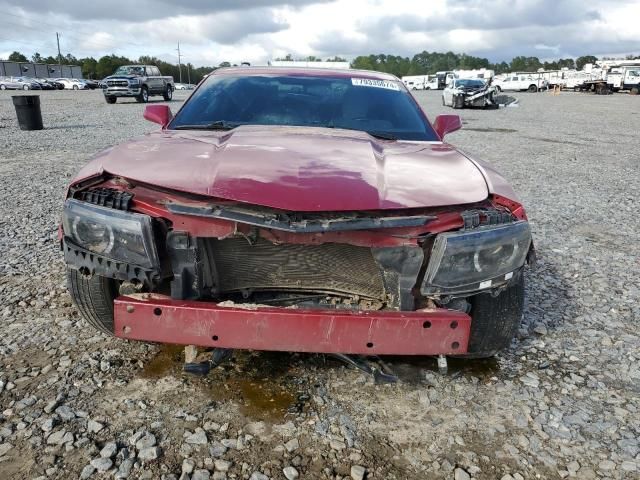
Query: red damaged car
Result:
<box><xmin>62</xmin><ymin>67</ymin><xmax>532</xmax><ymax>364</ymax></box>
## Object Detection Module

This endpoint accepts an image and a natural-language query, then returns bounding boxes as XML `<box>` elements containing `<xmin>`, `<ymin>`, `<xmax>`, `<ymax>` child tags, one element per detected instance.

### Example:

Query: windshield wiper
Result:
<box><xmin>367</xmin><ymin>131</ymin><xmax>397</xmax><ymax>141</ymax></box>
<box><xmin>173</xmin><ymin>120</ymin><xmax>240</xmax><ymax>131</ymax></box>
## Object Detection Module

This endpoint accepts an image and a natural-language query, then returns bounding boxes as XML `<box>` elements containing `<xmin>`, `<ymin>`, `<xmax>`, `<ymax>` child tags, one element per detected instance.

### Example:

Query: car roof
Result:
<box><xmin>211</xmin><ymin>66</ymin><xmax>400</xmax><ymax>81</ymax></box>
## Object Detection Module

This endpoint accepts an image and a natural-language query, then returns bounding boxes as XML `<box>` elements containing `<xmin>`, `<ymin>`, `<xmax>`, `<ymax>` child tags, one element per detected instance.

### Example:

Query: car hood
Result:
<box><xmin>74</xmin><ymin>126</ymin><xmax>489</xmax><ymax>212</ymax></box>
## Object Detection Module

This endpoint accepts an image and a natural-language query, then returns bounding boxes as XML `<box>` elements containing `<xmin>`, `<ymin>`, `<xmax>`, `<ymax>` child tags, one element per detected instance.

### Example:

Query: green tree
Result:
<box><xmin>8</xmin><ymin>51</ymin><xmax>28</xmax><ymax>62</ymax></box>
<box><xmin>576</xmin><ymin>55</ymin><xmax>598</xmax><ymax>70</ymax></box>
<box><xmin>218</xmin><ymin>61</ymin><xmax>231</xmax><ymax>68</ymax></box>
<box><xmin>325</xmin><ymin>56</ymin><xmax>346</xmax><ymax>62</ymax></box>
<box><xmin>32</xmin><ymin>52</ymin><xmax>43</xmax><ymax>63</ymax></box>
<box><xmin>79</xmin><ymin>57</ymin><xmax>98</xmax><ymax>78</ymax></box>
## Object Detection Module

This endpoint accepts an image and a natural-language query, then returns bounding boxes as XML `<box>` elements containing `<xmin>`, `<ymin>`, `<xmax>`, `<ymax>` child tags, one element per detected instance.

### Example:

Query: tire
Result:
<box><xmin>105</xmin><ymin>96</ymin><xmax>117</xmax><ymax>104</ymax></box>
<box><xmin>0</xmin><ymin>85</ymin><xmax>5</xmax><ymax>90</ymax></box>
<box><xmin>630</xmin><ymin>87</ymin><xmax>639</xmax><ymax>95</ymax></box>
<box><xmin>136</xmin><ymin>86</ymin><xmax>149</xmax><ymax>103</ymax></box>
<box><xmin>527</xmin><ymin>85</ymin><xmax>538</xmax><ymax>93</ymax></box>
<box><xmin>163</xmin><ymin>85</ymin><xmax>173</xmax><ymax>101</ymax></box>
<box><xmin>495</xmin><ymin>86</ymin><xmax>501</xmax><ymax>93</ymax></box>
<box><xmin>441</xmin><ymin>95</ymin><xmax>446</xmax><ymax>106</ymax></box>
<box><xmin>464</xmin><ymin>275</ymin><xmax>525</xmax><ymax>358</ymax></box>
<box><xmin>453</xmin><ymin>94</ymin><xmax>465</xmax><ymax>109</ymax></box>
<box><xmin>23</xmin><ymin>85</ymin><xmax>29</xmax><ymax>90</ymax></box>
<box><xmin>67</xmin><ymin>268</ymin><xmax>117</xmax><ymax>335</ymax></box>
<box><xmin>73</xmin><ymin>85</ymin><xmax>79</xmax><ymax>90</ymax></box>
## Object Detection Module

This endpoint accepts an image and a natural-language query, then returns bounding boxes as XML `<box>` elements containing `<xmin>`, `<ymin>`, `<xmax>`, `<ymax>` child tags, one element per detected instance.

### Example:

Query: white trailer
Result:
<box><xmin>577</xmin><ymin>63</ymin><xmax>640</xmax><ymax>94</ymax></box>
<box><xmin>453</xmin><ymin>68</ymin><xmax>495</xmax><ymax>80</ymax></box>
<box><xmin>401</xmin><ymin>75</ymin><xmax>428</xmax><ymax>90</ymax></box>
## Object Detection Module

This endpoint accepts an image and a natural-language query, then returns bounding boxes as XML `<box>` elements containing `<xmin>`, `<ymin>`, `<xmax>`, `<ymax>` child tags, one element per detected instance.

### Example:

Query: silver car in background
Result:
<box><xmin>0</xmin><ymin>76</ymin><xmax>23</xmax><ymax>90</ymax></box>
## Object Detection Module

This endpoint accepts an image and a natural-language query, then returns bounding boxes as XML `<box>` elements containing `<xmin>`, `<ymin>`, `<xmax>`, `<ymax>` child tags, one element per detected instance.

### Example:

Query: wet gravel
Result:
<box><xmin>0</xmin><ymin>88</ymin><xmax>639</xmax><ymax>479</ymax></box>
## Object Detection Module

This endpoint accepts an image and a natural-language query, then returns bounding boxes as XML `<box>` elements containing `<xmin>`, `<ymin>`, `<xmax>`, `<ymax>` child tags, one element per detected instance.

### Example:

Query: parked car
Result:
<box><xmin>102</xmin><ymin>65</ymin><xmax>174</xmax><ymax>103</ymax></box>
<box><xmin>34</xmin><ymin>78</ymin><xmax>56</xmax><ymax>90</ymax></box>
<box><xmin>174</xmin><ymin>83</ymin><xmax>188</xmax><ymax>90</ymax></box>
<box><xmin>82</xmin><ymin>79</ymin><xmax>100</xmax><ymax>90</ymax></box>
<box><xmin>55</xmin><ymin>78</ymin><xmax>88</xmax><ymax>90</ymax></box>
<box><xmin>442</xmin><ymin>78</ymin><xmax>497</xmax><ymax>109</ymax></box>
<box><xmin>13</xmin><ymin>77</ymin><xmax>42</xmax><ymax>90</ymax></box>
<box><xmin>0</xmin><ymin>76</ymin><xmax>23</xmax><ymax>90</ymax></box>
<box><xmin>61</xmin><ymin>67</ymin><xmax>533</xmax><ymax>364</ymax></box>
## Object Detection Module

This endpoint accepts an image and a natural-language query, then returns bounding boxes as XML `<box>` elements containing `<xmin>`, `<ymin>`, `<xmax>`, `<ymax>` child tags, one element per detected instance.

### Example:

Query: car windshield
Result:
<box><xmin>455</xmin><ymin>79</ymin><xmax>485</xmax><ymax>88</ymax></box>
<box><xmin>169</xmin><ymin>74</ymin><xmax>438</xmax><ymax>141</ymax></box>
<box><xmin>114</xmin><ymin>66</ymin><xmax>145</xmax><ymax>76</ymax></box>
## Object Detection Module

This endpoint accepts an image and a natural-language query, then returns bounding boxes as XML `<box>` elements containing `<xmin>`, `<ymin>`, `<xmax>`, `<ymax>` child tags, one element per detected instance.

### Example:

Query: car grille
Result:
<box><xmin>202</xmin><ymin>237</ymin><xmax>386</xmax><ymax>300</ymax></box>
<box><xmin>107</xmin><ymin>80</ymin><xmax>128</xmax><ymax>87</ymax></box>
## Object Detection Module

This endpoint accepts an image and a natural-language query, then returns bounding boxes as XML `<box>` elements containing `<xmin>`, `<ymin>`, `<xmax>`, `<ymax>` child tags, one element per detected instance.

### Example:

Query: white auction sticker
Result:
<box><xmin>351</xmin><ymin>78</ymin><xmax>400</xmax><ymax>91</ymax></box>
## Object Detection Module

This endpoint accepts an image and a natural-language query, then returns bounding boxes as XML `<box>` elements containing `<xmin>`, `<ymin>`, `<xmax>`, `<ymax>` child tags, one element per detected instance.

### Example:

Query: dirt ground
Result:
<box><xmin>0</xmin><ymin>88</ymin><xmax>639</xmax><ymax>480</ymax></box>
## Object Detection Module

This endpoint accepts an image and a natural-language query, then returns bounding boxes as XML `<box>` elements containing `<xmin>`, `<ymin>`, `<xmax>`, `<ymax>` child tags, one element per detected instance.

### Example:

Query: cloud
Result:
<box><xmin>0</xmin><ymin>0</ymin><xmax>331</xmax><ymax>22</ymax></box>
<box><xmin>0</xmin><ymin>0</ymin><xmax>638</xmax><ymax>67</ymax></box>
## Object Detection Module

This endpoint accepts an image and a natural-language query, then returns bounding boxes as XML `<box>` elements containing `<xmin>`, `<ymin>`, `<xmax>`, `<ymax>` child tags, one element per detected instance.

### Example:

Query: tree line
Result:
<box><xmin>349</xmin><ymin>52</ymin><xmax>608</xmax><ymax>77</ymax></box>
<box><xmin>5</xmin><ymin>49</ymin><xmax>640</xmax><ymax>81</ymax></box>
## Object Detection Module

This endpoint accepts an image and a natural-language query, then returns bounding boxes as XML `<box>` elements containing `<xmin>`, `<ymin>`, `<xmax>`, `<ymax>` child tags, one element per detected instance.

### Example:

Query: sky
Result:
<box><xmin>0</xmin><ymin>0</ymin><xmax>638</xmax><ymax>67</ymax></box>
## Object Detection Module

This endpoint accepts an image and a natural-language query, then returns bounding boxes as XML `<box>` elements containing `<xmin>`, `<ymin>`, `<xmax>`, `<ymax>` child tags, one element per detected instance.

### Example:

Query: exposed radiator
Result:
<box><xmin>202</xmin><ymin>237</ymin><xmax>385</xmax><ymax>300</ymax></box>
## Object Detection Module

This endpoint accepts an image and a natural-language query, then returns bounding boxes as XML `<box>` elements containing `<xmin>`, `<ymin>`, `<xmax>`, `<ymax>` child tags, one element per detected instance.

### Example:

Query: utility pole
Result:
<box><xmin>176</xmin><ymin>42</ymin><xmax>182</xmax><ymax>84</ymax></box>
<box><xmin>56</xmin><ymin>32</ymin><xmax>62</xmax><ymax>77</ymax></box>
<box><xmin>187</xmin><ymin>63</ymin><xmax>191</xmax><ymax>85</ymax></box>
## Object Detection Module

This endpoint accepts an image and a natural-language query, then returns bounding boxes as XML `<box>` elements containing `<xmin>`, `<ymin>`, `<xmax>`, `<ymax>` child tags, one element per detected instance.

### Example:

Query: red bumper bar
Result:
<box><xmin>114</xmin><ymin>294</ymin><xmax>471</xmax><ymax>355</ymax></box>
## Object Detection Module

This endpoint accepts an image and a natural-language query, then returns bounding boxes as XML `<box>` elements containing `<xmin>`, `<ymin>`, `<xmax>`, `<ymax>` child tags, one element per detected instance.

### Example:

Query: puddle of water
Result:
<box><xmin>140</xmin><ymin>344</ymin><xmax>184</xmax><ymax>378</ymax></box>
<box><xmin>210</xmin><ymin>376</ymin><xmax>297</xmax><ymax>421</ymax></box>
<box><xmin>141</xmin><ymin>347</ymin><xmax>299</xmax><ymax>421</ymax></box>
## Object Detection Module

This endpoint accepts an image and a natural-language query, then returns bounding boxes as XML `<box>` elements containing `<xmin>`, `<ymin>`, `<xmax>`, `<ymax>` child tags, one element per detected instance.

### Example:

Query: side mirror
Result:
<box><xmin>433</xmin><ymin>114</ymin><xmax>462</xmax><ymax>139</ymax></box>
<box><xmin>144</xmin><ymin>105</ymin><xmax>172</xmax><ymax>128</ymax></box>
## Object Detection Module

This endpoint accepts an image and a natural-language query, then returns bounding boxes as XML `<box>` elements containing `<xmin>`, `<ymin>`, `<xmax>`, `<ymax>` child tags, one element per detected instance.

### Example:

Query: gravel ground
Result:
<box><xmin>0</xmin><ymin>88</ymin><xmax>639</xmax><ymax>480</ymax></box>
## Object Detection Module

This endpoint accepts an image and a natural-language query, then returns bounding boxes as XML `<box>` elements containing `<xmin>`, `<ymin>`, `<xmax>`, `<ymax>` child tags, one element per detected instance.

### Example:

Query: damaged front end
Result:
<box><xmin>451</xmin><ymin>84</ymin><xmax>498</xmax><ymax>109</ymax></box>
<box><xmin>62</xmin><ymin>176</ymin><xmax>532</xmax><ymax>357</ymax></box>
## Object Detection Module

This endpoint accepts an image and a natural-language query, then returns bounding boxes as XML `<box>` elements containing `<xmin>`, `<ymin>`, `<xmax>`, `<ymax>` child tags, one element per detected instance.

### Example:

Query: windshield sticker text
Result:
<box><xmin>351</xmin><ymin>78</ymin><xmax>400</xmax><ymax>91</ymax></box>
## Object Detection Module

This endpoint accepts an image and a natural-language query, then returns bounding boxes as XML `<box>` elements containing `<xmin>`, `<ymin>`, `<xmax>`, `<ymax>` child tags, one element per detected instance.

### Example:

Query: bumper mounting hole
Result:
<box><xmin>423</xmin><ymin>320</ymin><xmax>432</xmax><ymax>329</ymax></box>
<box><xmin>153</xmin><ymin>307</ymin><xmax>162</xmax><ymax>316</ymax></box>
<box><xmin>366</xmin><ymin>342</ymin><xmax>374</xmax><ymax>348</ymax></box>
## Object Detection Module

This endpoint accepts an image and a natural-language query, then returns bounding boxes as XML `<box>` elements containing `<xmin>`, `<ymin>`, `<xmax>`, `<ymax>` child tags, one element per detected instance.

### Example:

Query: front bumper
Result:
<box><xmin>114</xmin><ymin>294</ymin><xmax>471</xmax><ymax>355</ymax></box>
<box><xmin>104</xmin><ymin>87</ymin><xmax>141</xmax><ymax>97</ymax></box>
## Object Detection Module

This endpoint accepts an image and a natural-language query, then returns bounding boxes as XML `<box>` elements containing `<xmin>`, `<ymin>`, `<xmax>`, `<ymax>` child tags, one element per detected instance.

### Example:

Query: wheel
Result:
<box><xmin>136</xmin><ymin>86</ymin><xmax>149</xmax><ymax>103</ymax></box>
<box><xmin>453</xmin><ymin>94</ymin><xmax>465</xmax><ymax>109</ymax></box>
<box><xmin>23</xmin><ymin>85</ymin><xmax>29</xmax><ymax>90</ymax></box>
<box><xmin>527</xmin><ymin>85</ymin><xmax>538</xmax><ymax>93</ymax></box>
<box><xmin>630</xmin><ymin>87</ymin><xmax>639</xmax><ymax>95</ymax></box>
<box><xmin>162</xmin><ymin>85</ymin><xmax>173</xmax><ymax>101</ymax></box>
<box><xmin>495</xmin><ymin>86</ymin><xmax>501</xmax><ymax>93</ymax></box>
<box><xmin>0</xmin><ymin>84</ymin><xmax>5</xmax><ymax>90</ymax></box>
<box><xmin>463</xmin><ymin>275</ymin><xmax>525</xmax><ymax>358</ymax></box>
<box><xmin>73</xmin><ymin>85</ymin><xmax>79</xmax><ymax>90</ymax></box>
<box><xmin>441</xmin><ymin>95</ymin><xmax>445</xmax><ymax>106</ymax></box>
<box><xmin>105</xmin><ymin>96</ymin><xmax>117</xmax><ymax>104</ymax></box>
<box><xmin>573</xmin><ymin>86</ymin><xmax>580</xmax><ymax>92</ymax></box>
<box><xmin>67</xmin><ymin>268</ymin><xmax>117</xmax><ymax>335</ymax></box>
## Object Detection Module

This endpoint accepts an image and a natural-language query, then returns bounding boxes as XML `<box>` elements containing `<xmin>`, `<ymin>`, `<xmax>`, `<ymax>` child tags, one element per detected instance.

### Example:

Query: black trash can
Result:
<box><xmin>12</xmin><ymin>95</ymin><xmax>44</xmax><ymax>131</ymax></box>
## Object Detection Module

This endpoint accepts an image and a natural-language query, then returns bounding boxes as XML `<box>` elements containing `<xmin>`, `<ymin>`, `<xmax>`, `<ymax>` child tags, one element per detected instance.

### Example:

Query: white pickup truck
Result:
<box><xmin>493</xmin><ymin>74</ymin><xmax>547</xmax><ymax>93</ymax></box>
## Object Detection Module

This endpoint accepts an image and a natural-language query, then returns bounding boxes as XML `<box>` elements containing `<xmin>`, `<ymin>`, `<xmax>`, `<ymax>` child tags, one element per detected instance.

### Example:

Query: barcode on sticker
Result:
<box><xmin>351</xmin><ymin>78</ymin><xmax>400</xmax><ymax>91</ymax></box>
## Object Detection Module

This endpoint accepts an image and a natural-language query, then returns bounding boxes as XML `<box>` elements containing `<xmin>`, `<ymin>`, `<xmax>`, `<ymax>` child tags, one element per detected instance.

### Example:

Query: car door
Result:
<box><xmin>146</xmin><ymin>67</ymin><xmax>160</xmax><ymax>93</ymax></box>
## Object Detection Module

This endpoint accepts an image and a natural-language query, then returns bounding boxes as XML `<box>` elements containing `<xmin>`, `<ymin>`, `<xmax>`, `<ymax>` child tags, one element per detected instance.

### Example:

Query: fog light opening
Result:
<box><xmin>452</xmin><ymin>341</ymin><xmax>460</xmax><ymax>350</ymax></box>
<box><xmin>450</xmin><ymin>320</ymin><xmax>458</xmax><ymax>329</ymax></box>
<box><xmin>423</xmin><ymin>320</ymin><xmax>432</xmax><ymax>329</ymax></box>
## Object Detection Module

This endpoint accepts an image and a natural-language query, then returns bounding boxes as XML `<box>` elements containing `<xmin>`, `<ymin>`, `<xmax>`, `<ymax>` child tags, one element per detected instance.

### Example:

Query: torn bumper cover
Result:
<box><xmin>114</xmin><ymin>294</ymin><xmax>471</xmax><ymax>355</ymax></box>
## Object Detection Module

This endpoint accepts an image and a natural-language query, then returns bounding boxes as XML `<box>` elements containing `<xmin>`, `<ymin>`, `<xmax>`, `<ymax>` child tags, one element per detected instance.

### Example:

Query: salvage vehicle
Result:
<box><xmin>61</xmin><ymin>67</ymin><xmax>533</xmax><ymax>365</ymax></box>
<box><xmin>0</xmin><ymin>76</ymin><xmax>23</xmax><ymax>90</ymax></box>
<box><xmin>442</xmin><ymin>78</ymin><xmax>497</xmax><ymax>109</ymax></box>
<box><xmin>54</xmin><ymin>78</ymin><xmax>88</xmax><ymax>90</ymax></box>
<box><xmin>102</xmin><ymin>65</ymin><xmax>174</xmax><ymax>104</ymax></box>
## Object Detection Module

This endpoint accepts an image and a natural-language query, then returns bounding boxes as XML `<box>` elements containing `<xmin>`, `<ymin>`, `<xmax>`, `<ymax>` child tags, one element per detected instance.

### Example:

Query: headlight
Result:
<box><xmin>62</xmin><ymin>199</ymin><xmax>158</xmax><ymax>269</ymax></box>
<box><xmin>422</xmin><ymin>221</ymin><xmax>531</xmax><ymax>295</ymax></box>
<box><xmin>129</xmin><ymin>79</ymin><xmax>140</xmax><ymax>85</ymax></box>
